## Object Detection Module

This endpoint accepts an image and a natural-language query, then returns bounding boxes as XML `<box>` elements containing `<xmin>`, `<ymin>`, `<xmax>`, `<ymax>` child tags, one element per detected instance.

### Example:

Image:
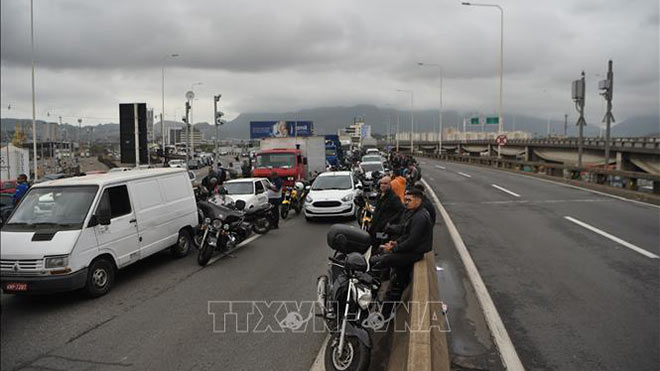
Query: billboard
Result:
<box><xmin>250</xmin><ymin>121</ymin><xmax>313</xmax><ymax>139</ymax></box>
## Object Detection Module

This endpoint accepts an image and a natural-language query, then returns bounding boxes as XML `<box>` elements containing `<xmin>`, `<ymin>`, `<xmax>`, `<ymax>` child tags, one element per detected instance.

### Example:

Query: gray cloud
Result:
<box><xmin>1</xmin><ymin>0</ymin><xmax>658</xmax><ymax>128</ymax></box>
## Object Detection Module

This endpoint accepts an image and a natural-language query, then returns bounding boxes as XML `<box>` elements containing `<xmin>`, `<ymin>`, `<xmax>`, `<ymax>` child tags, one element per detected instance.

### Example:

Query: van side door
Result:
<box><xmin>93</xmin><ymin>185</ymin><xmax>140</xmax><ymax>268</ymax></box>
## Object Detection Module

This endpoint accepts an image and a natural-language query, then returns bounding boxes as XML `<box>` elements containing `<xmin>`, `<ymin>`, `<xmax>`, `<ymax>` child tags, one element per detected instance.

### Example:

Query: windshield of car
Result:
<box><xmin>362</xmin><ymin>156</ymin><xmax>381</xmax><ymax>163</ymax></box>
<box><xmin>256</xmin><ymin>153</ymin><xmax>295</xmax><ymax>169</ymax></box>
<box><xmin>224</xmin><ymin>182</ymin><xmax>254</xmax><ymax>195</ymax></box>
<box><xmin>312</xmin><ymin>175</ymin><xmax>352</xmax><ymax>190</ymax></box>
<box><xmin>361</xmin><ymin>163</ymin><xmax>384</xmax><ymax>173</ymax></box>
<box><xmin>3</xmin><ymin>186</ymin><xmax>98</xmax><ymax>231</ymax></box>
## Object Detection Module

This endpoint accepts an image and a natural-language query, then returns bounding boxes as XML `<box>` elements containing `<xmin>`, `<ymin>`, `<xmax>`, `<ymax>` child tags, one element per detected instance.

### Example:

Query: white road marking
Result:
<box><xmin>421</xmin><ymin>179</ymin><xmax>524</xmax><ymax>371</ymax></box>
<box><xmin>308</xmin><ymin>335</ymin><xmax>330</xmax><ymax>371</ymax></box>
<box><xmin>458</xmin><ymin>172</ymin><xmax>472</xmax><ymax>178</ymax></box>
<box><xmin>492</xmin><ymin>184</ymin><xmax>521</xmax><ymax>198</ymax></box>
<box><xmin>564</xmin><ymin>216</ymin><xmax>659</xmax><ymax>259</ymax></box>
<box><xmin>435</xmin><ymin>165</ymin><xmax>446</xmax><ymax>169</ymax></box>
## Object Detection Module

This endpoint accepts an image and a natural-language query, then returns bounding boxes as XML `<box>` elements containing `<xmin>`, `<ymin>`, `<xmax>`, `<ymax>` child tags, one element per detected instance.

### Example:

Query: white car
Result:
<box><xmin>365</xmin><ymin>148</ymin><xmax>379</xmax><ymax>155</ymax></box>
<box><xmin>169</xmin><ymin>159</ymin><xmax>186</xmax><ymax>168</ymax></box>
<box><xmin>220</xmin><ymin>178</ymin><xmax>272</xmax><ymax>210</ymax></box>
<box><xmin>304</xmin><ymin>171</ymin><xmax>360</xmax><ymax>220</ymax></box>
<box><xmin>359</xmin><ymin>161</ymin><xmax>385</xmax><ymax>188</ymax></box>
<box><xmin>361</xmin><ymin>155</ymin><xmax>383</xmax><ymax>164</ymax></box>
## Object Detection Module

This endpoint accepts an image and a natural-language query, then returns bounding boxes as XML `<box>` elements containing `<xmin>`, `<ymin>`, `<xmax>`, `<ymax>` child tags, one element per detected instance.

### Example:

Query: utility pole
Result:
<box><xmin>77</xmin><ymin>118</ymin><xmax>82</xmax><ymax>165</ymax></box>
<box><xmin>184</xmin><ymin>101</ymin><xmax>191</xmax><ymax>162</ymax></box>
<box><xmin>213</xmin><ymin>94</ymin><xmax>223</xmax><ymax>169</ymax></box>
<box><xmin>572</xmin><ymin>71</ymin><xmax>586</xmax><ymax>167</ymax></box>
<box><xmin>599</xmin><ymin>60</ymin><xmax>615</xmax><ymax>168</ymax></box>
<box><xmin>564</xmin><ymin>114</ymin><xmax>568</xmax><ymax>136</ymax></box>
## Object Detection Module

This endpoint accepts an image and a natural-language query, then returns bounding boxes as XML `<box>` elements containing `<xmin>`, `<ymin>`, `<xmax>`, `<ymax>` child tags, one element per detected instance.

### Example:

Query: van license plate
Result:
<box><xmin>4</xmin><ymin>282</ymin><xmax>28</xmax><ymax>291</ymax></box>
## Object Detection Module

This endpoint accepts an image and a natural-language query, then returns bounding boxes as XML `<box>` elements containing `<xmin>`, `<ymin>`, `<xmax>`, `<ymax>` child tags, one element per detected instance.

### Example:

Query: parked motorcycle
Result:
<box><xmin>354</xmin><ymin>190</ymin><xmax>378</xmax><ymax>230</ymax></box>
<box><xmin>196</xmin><ymin>199</ymin><xmax>273</xmax><ymax>266</ymax></box>
<box><xmin>317</xmin><ymin>224</ymin><xmax>382</xmax><ymax>371</ymax></box>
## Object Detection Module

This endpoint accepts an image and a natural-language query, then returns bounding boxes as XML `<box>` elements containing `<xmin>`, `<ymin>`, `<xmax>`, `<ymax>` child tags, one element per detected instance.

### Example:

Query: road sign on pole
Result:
<box><xmin>486</xmin><ymin>117</ymin><xmax>499</xmax><ymax>124</ymax></box>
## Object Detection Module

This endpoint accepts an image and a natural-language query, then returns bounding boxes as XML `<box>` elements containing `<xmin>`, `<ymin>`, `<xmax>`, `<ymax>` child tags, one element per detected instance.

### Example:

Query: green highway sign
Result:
<box><xmin>470</xmin><ymin>117</ymin><xmax>480</xmax><ymax>125</ymax></box>
<box><xmin>486</xmin><ymin>116</ymin><xmax>499</xmax><ymax>124</ymax></box>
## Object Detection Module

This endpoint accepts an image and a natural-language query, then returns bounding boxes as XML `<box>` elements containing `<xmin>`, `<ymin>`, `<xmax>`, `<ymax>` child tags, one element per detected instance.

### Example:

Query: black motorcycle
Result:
<box><xmin>317</xmin><ymin>225</ymin><xmax>382</xmax><ymax>371</ymax></box>
<box><xmin>196</xmin><ymin>200</ymin><xmax>273</xmax><ymax>266</ymax></box>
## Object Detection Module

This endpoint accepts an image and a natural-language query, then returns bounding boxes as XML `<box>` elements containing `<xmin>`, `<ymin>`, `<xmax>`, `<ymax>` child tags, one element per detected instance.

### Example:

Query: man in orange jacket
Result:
<box><xmin>390</xmin><ymin>169</ymin><xmax>406</xmax><ymax>203</ymax></box>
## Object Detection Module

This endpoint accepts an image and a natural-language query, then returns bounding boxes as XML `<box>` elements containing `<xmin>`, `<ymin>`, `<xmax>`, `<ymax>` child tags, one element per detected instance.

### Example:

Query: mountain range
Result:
<box><xmin>2</xmin><ymin>105</ymin><xmax>658</xmax><ymax>143</ymax></box>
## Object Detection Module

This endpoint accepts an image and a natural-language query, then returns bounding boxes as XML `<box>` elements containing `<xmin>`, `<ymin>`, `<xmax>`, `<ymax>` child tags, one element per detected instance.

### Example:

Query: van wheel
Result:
<box><xmin>84</xmin><ymin>258</ymin><xmax>115</xmax><ymax>298</ymax></box>
<box><xmin>171</xmin><ymin>230</ymin><xmax>192</xmax><ymax>258</ymax></box>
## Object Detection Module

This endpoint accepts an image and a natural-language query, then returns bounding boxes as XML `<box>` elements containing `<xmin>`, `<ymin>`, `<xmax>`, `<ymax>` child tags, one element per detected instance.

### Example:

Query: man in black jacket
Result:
<box><xmin>368</xmin><ymin>176</ymin><xmax>404</xmax><ymax>245</ymax></box>
<box><xmin>413</xmin><ymin>183</ymin><xmax>436</xmax><ymax>225</ymax></box>
<box><xmin>372</xmin><ymin>188</ymin><xmax>433</xmax><ymax>315</ymax></box>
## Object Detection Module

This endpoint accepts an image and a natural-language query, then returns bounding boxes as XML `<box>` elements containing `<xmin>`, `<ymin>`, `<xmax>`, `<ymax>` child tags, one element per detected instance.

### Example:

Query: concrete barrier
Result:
<box><xmin>386</xmin><ymin>251</ymin><xmax>451</xmax><ymax>371</ymax></box>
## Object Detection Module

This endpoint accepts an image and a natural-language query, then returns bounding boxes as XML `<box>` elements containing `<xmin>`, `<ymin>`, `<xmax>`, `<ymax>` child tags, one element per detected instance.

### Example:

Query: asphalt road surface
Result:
<box><xmin>420</xmin><ymin>158</ymin><xmax>659</xmax><ymax>371</ymax></box>
<box><xmin>1</xmin><ymin>213</ymin><xmax>345</xmax><ymax>371</ymax></box>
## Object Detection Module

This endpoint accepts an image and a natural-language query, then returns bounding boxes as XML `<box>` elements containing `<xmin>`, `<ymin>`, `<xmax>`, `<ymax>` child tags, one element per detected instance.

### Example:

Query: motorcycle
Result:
<box><xmin>317</xmin><ymin>225</ymin><xmax>382</xmax><ymax>371</ymax></box>
<box><xmin>196</xmin><ymin>200</ymin><xmax>274</xmax><ymax>266</ymax></box>
<box><xmin>354</xmin><ymin>190</ymin><xmax>378</xmax><ymax>231</ymax></box>
<box><xmin>281</xmin><ymin>181</ymin><xmax>306</xmax><ymax>219</ymax></box>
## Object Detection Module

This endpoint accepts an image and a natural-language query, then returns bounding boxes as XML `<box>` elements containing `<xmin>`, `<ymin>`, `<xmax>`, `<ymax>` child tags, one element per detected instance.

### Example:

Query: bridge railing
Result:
<box><xmin>420</xmin><ymin>153</ymin><xmax>660</xmax><ymax>200</ymax></box>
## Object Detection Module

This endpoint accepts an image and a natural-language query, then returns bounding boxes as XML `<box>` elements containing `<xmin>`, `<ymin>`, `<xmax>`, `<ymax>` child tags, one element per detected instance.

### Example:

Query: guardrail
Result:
<box><xmin>387</xmin><ymin>251</ymin><xmax>450</xmax><ymax>371</ymax></box>
<box><xmin>421</xmin><ymin>153</ymin><xmax>660</xmax><ymax>201</ymax></box>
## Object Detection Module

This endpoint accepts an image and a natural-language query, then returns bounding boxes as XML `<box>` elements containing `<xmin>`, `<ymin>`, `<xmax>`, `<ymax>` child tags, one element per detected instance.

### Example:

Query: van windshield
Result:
<box><xmin>3</xmin><ymin>186</ymin><xmax>98</xmax><ymax>232</ymax></box>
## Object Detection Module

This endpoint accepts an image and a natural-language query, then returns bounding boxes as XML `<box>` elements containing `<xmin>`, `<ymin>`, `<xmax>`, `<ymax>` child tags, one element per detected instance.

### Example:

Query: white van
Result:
<box><xmin>0</xmin><ymin>168</ymin><xmax>198</xmax><ymax>297</ymax></box>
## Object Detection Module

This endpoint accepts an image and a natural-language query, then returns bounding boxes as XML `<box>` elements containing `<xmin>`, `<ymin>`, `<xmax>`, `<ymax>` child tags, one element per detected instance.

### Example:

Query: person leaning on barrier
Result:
<box><xmin>368</xmin><ymin>176</ymin><xmax>404</xmax><ymax>246</ymax></box>
<box><xmin>371</xmin><ymin>188</ymin><xmax>433</xmax><ymax>314</ymax></box>
<box><xmin>412</xmin><ymin>183</ymin><xmax>436</xmax><ymax>225</ymax></box>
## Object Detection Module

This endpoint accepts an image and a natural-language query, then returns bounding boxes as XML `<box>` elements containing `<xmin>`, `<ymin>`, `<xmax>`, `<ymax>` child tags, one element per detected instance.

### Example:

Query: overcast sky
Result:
<box><xmin>1</xmin><ymin>0</ymin><xmax>658</xmax><ymax>128</ymax></box>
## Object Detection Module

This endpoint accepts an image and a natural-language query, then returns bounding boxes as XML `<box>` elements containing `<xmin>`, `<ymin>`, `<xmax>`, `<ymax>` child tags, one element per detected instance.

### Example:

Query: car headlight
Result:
<box><xmin>287</xmin><ymin>176</ymin><xmax>294</xmax><ymax>181</ymax></box>
<box><xmin>305</xmin><ymin>195</ymin><xmax>313</xmax><ymax>203</ymax></box>
<box><xmin>341</xmin><ymin>194</ymin><xmax>354</xmax><ymax>202</ymax></box>
<box><xmin>204</xmin><ymin>217</ymin><xmax>211</xmax><ymax>225</ymax></box>
<box><xmin>45</xmin><ymin>255</ymin><xmax>69</xmax><ymax>269</ymax></box>
<box><xmin>212</xmin><ymin>219</ymin><xmax>222</xmax><ymax>229</ymax></box>
<box><xmin>357</xmin><ymin>287</ymin><xmax>372</xmax><ymax>310</ymax></box>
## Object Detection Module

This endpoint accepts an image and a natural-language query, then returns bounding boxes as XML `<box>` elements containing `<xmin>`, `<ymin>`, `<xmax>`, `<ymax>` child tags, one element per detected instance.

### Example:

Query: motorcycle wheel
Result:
<box><xmin>294</xmin><ymin>201</ymin><xmax>302</xmax><ymax>214</ymax></box>
<box><xmin>281</xmin><ymin>204</ymin><xmax>289</xmax><ymax>219</ymax></box>
<box><xmin>252</xmin><ymin>218</ymin><xmax>270</xmax><ymax>234</ymax></box>
<box><xmin>324</xmin><ymin>334</ymin><xmax>370</xmax><ymax>371</ymax></box>
<box><xmin>197</xmin><ymin>242</ymin><xmax>214</xmax><ymax>266</ymax></box>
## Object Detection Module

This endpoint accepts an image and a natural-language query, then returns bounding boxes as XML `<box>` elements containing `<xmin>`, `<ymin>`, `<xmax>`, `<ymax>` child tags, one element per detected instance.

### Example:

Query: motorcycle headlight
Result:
<box><xmin>287</xmin><ymin>176</ymin><xmax>294</xmax><ymax>181</ymax></box>
<box><xmin>212</xmin><ymin>219</ymin><xmax>222</xmax><ymax>229</ymax></box>
<box><xmin>305</xmin><ymin>195</ymin><xmax>313</xmax><ymax>203</ymax></box>
<box><xmin>357</xmin><ymin>287</ymin><xmax>372</xmax><ymax>310</ymax></box>
<box><xmin>341</xmin><ymin>194</ymin><xmax>354</xmax><ymax>202</ymax></box>
<box><xmin>204</xmin><ymin>217</ymin><xmax>211</xmax><ymax>225</ymax></box>
<box><xmin>223</xmin><ymin>223</ymin><xmax>230</xmax><ymax>231</ymax></box>
<box><xmin>45</xmin><ymin>255</ymin><xmax>69</xmax><ymax>269</ymax></box>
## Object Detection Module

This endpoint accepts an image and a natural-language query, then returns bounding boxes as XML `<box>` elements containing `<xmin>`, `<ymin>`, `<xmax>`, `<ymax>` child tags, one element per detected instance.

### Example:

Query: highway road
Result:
<box><xmin>421</xmin><ymin>158</ymin><xmax>659</xmax><ymax>371</ymax></box>
<box><xmin>0</xmin><ymin>213</ymin><xmax>336</xmax><ymax>371</ymax></box>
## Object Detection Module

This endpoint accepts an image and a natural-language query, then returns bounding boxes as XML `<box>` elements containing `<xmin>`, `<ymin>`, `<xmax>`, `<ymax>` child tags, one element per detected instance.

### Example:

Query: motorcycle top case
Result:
<box><xmin>326</xmin><ymin>224</ymin><xmax>371</xmax><ymax>254</ymax></box>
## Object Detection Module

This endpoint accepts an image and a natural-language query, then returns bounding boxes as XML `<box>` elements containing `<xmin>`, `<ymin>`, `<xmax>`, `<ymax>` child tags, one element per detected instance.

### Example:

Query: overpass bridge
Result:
<box><xmin>393</xmin><ymin>133</ymin><xmax>660</xmax><ymax>175</ymax></box>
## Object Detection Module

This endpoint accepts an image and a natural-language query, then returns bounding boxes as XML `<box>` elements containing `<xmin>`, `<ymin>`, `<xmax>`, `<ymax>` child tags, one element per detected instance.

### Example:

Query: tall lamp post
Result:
<box><xmin>396</xmin><ymin>89</ymin><xmax>414</xmax><ymax>153</ymax></box>
<box><xmin>161</xmin><ymin>53</ymin><xmax>179</xmax><ymax>162</ymax></box>
<box><xmin>189</xmin><ymin>82</ymin><xmax>202</xmax><ymax>155</ymax></box>
<box><xmin>462</xmin><ymin>1</ymin><xmax>504</xmax><ymax>157</ymax></box>
<box><xmin>418</xmin><ymin>62</ymin><xmax>443</xmax><ymax>154</ymax></box>
<box><xmin>30</xmin><ymin>0</ymin><xmax>38</xmax><ymax>180</ymax></box>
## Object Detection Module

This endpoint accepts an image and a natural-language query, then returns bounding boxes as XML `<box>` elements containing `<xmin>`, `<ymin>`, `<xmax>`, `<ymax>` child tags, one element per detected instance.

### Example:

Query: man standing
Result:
<box><xmin>369</xmin><ymin>176</ymin><xmax>404</xmax><ymax>245</ymax></box>
<box><xmin>266</xmin><ymin>171</ymin><xmax>283</xmax><ymax>229</ymax></box>
<box><xmin>13</xmin><ymin>174</ymin><xmax>29</xmax><ymax>206</ymax></box>
<box><xmin>371</xmin><ymin>188</ymin><xmax>433</xmax><ymax>315</ymax></box>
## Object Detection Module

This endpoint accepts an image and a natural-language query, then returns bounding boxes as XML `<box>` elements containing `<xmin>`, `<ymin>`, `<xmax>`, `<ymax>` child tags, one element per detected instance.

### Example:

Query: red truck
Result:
<box><xmin>251</xmin><ymin>137</ymin><xmax>325</xmax><ymax>187</ymax></box>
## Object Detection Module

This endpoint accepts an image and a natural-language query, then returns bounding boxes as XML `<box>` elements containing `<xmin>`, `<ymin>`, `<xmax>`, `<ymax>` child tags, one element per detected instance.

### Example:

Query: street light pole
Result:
<box><xmin>30</xmin><ymin>0</ymin><xmax>38</xmax><ymax>180</ymax></box>
<box><xmin>189</xmin><ymin>82</ymin><xmax>202</xmax><ymax>156</ymax></box>
<box><xmin>418</xmin><ymin>62</ymin><xmax>444</xmax><ymax>154</ymax></box>
<box><xmin>161</xmin><ymin>53</ymin><xmax>179</xmax><ymax>164</ymax></box>
<box><xmin>213</xmin><ymin>94</ymin><xmax>222</xmax><ymax>169</ymax></box>
<box><xmin>462</xmin><ymin>2</ymin><xmax>504</xmax><ymax>157</ymax></box>
<box><xmin>396</xmin><ymin>89</ymin><xmax>414</xmax><ymax>153</ymax></box>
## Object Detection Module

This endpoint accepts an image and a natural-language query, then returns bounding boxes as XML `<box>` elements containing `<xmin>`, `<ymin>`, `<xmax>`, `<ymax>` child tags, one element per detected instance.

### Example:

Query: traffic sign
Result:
<box><xmin>486</xmin><ymin>116</ymin><xmax>499</xmax><ymax>124</ymax></box>
<box><xmin>496</xmin><ymin>135</ymin><xmax>508</xmax><ymax>145</ymax></box>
